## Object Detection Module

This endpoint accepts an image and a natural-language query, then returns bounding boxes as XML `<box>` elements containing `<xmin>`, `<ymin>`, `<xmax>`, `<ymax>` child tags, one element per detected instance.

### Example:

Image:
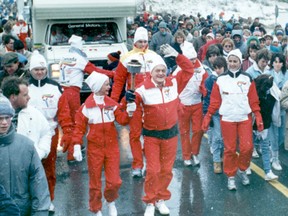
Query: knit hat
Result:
<box><xmin>276</xmin><ymin>30</ymin><xmax>284</xmax><ymax>36</ymax></box>
<box><xmin>272</xmin><ymin>36</ymin><xmax>279</xmax><ymax>43</ymax></box>
<box><xmin>158</xmin><ymin>21</ymin><xmax>167</xmax><ymax>29</ymax></box>
<box><xmin>107</xmin><ymin>51</ymin><xmax>121</xmax><ymax>62</ymax></box>
<box><xmin>181</xmin><ymin>42</ymin><xmax>197</xmax><ymax>59</ymax></box>
<box><xmin>206</xmin><ymin>32</ymin><xmax>215</xmax><ymax>40</ymax></box>
<box><xmin>85</xmin><ymin>72</ymin><xmax>109</xmax><ymax>93</ymax></box>
<box><xmin>1</xmin><ymin>52</ymin><xmax>18</xmax><ymax>67</ymax></box>
<box><xmin>147</xmin><ymin>54</ymin><xmax>167</xmax><ymax>73</ymax></box>
<box><xmin>133</xmin><ymin>27</ymin><xmax>148</xmax><ymax>44</ymax></box>
<box><xmin>264</xmin><ymin>34</ymin><xmax>273</xmax><ymax>40</ymax></box>
<box><xmin>29</xmin><ymin>50</ymin><xmax>47</xmax><ymax>70</ymax></box>
<box><xmin>0</xmin><ymin>93</ymin><xmax>14</xmax><ymax>117</ymax></box>
<box><xmin>69</xmin><ymin>34</ymin><xmax>84</xmax><ymax>49</ymax></box>
<box><xmin>227</xmin><ymin>49</ymin><xmax>242</xmax><ymax>64</ymax></box>
<box><xmin>18</xmin><ymin>15</ymin><xmax>24</xmax><ymax>21</ymax></box>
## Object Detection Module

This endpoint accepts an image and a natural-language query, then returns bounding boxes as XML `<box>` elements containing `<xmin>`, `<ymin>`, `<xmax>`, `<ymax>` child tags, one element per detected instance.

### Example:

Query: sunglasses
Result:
<box><xmin>224</xmin><ymin>45</ymin><xmax>232</xmax><ymax>48</ymax></box>
<box><xmin>225</xmin><ymin>31</ymin><xmax>231</xmax><ymax>34</ymax></box>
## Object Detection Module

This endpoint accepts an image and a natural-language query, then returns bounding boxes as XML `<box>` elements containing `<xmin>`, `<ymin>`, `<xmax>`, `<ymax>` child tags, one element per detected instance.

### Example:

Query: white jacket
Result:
<box><xmin>17</xmin><ymin>106</ymin><xmax>52</xmax><ymax>160</ymax></box>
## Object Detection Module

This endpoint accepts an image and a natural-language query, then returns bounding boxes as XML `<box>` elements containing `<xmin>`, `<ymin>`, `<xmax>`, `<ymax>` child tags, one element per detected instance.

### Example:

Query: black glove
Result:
<box><xmin>125</xmin><ymin>90</ymin><xmax>136</xmax><ymax>102</ymax></box>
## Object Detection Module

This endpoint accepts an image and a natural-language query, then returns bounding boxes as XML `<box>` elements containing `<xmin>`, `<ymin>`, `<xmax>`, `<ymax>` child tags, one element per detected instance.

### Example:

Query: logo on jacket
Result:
<box><xmin>42</xmin><ymin>94</ymin><xmax>54</xmax><ymax>107</ymax></box>
<box><xmin>237</xmin><ymin>81</ymin><xmax>247</xmax><ymax>93</ymax></box>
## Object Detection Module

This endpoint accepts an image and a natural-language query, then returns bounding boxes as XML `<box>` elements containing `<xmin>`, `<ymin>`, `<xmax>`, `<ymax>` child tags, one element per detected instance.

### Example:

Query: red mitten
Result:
<box><xmin>202</xmin><ymin>113</ymin><xmax>212</xmax><ymax>132</ymax></box>
<box><xmin>254</xmin><ymin>111</ymin><xmax>264</xmax><ymax>132</ymax></box>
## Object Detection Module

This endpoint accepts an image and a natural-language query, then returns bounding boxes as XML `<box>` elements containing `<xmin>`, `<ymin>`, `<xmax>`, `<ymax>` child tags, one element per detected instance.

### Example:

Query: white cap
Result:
<box><xmin>207</xmin><ymin>32</ymin><xmax>215</xmax><ymax>40</ymax></box>
<box><xmin>29</xmin><ymin>50</ymin><xmax>47</xmax><ymax>71</ymax></box>
<box><xmin>147</xmin><ymin>54</ymin><xmax>167</xmax><ymax>73</ymax></box>
<box><xmin>134</xmin><ymin>27</ymin><xmax>148</xmax><ymax>44</ymax></box>
<box><xmin>85</xmin><ymin>72</ymin><xmax>109</xmax><ymax>93</ymax></box>
<box><xmin>18</xmin><ymin>14</ymin><xmax>24</xmax><ymax>21</ymax></box>
<box><xmin>272</xmin><ymin>36</ymin><xmax>279</xmax><ymax>43</ymax></box>
<box><xmin>227</xmin><ymin>49</ymin><xmax>243</xmax><ymax>64</ymax></box>
<box><xmin>181</xmin><ymin>41</ymin><xmax>197</xmax><ymax>59</ymax></box>
<box><xmin>69</xmin><ymin>34</ymin><xmax>84</xmax><ymax>50</ymax></box>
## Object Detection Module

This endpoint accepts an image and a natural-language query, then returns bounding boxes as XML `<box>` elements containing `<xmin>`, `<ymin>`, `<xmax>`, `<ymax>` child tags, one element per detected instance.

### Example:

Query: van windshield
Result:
<box><xmin>49</xmin><ymin>22</ymin><xmax>121</xmax><ymax>45</ymax></box>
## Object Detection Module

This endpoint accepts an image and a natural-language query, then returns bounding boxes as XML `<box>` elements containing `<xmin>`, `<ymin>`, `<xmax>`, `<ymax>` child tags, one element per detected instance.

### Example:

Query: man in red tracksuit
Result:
<box><xmin>71</xmin><ymin>72</ymin><xmax>135</xmax><ymax>216</ymax></box>
<box><xmin>202</xmin><ymin>49</ymin><xmax>264</xmax><ymax>191</ymax></box>
<box><xmin>110</xmin><ymin>27</ymin><xmax>159</xmax><ymax>177</ymax></box>
<box><xmin>132</xmin><ymin>45</ymin><xmax>194</xmax><ymax>216</ymax></box>
<box><xmin>173</xmin><ymin>42</ymin><xmax>208</xmax><ymax>166</ymax></box>
<box><xmin>59</xmin><ymin>35</ymin><xmax>114</xmax><ymax>161</ymax></box>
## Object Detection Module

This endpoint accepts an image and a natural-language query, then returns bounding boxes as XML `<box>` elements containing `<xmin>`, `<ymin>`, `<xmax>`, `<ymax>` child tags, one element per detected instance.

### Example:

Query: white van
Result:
<box><xmin>29</xmin><ymin>0</ymin><xmax>136</xmax><ymax>91</ymax></box>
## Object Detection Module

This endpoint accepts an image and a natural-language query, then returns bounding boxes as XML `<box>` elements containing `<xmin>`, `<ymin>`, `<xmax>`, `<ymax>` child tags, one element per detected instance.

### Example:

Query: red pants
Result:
<box><xmin>42</xmin><ymin>128</ymin><xmax>58</xmax><ymax>201</ymax></box>
<box><xmin>87</xmin><ymin>145</ymin><xmax>122</xmax><ymax>212</ymax></box>
<box><xmin>178</xmin><ymin>103</ymin><xmax>204</xmax><ymax>160</ymax></box>
<box><xmin>129</xmin><ymin>108</ymin><xmax>143</xmax><ymax>169</ymax></box>
<box><xmin>142</xmin><ymin>136</ymin><xmax>177</xmax><ymax>204</ymax></box>
<box><xmin>62</xmin><ymin>86</ymin><xmax>81</xmax><ymax>160</ymax></box>
<box><xmin>221</xmin><ymin>116</ymin><xmax>253</xmax><ymax>177</ymax></box>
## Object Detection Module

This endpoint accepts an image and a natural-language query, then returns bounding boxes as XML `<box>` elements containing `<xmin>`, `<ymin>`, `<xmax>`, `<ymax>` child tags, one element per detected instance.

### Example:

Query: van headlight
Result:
<box><xmin>50</xmin><ymin>64</ymin><xmax>60</xmax><ymax>79</ymax></box>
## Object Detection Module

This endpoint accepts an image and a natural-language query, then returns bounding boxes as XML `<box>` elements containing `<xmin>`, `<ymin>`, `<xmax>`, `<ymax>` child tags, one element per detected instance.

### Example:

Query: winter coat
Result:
<box><xmin>265</xmin><ymin>69</ymin><xmax>288</xmax><ymax>90</ymax></box>
<box><xmin>17</xmin><ymin>106</ymin><xmax>52</xmax><ymax>160</ymax></box>
<box><xmin>0</xmin><ymin>184</ymin><xmax>20</xmax><ymax>215</ymax></box>
<box><xmin>59</xmin><ymin>48</ymin><xmax>114</xmax><ymax>88</ymax></box>
<box><xmin>72</xmin><ymin>94</ymin><xmax>130</xmax><ymax>147</ymax></box>
<box><xmin>246</xmin><ymin>62</ymin><xmax>265</xmax><ymax>80</ymax></box>
<box><xmin>232</xmin><ymin>30</ymin><xmax>247</xmax><ymax>56</ymax></box>
<box><xmin>193</xmin><ymin>36</ymin><xmax>206</xmax><ymax>53</ymax></box>
<box><xmin>12</xmin><ymin>21</ymin><xmax>29</xmax><ymax>48</ymax></box>
<box><xmin>207</xmin><ymin>69</ymin><xmax>260</xmax><ymax>122</ymax></box>
<box><xmin>150</xmin><ymin>31</ymin><xmax>174</xmax><ymax>55</ymax></box>
<box><xmin>28</xmin><ymin>76</ymin><xmax>72</xmax><ymax>133</ymax></box>
<box><xmin>0</xmin><ymin>126</ymin><xmax>50</xmax><ymax>216</ymax></box>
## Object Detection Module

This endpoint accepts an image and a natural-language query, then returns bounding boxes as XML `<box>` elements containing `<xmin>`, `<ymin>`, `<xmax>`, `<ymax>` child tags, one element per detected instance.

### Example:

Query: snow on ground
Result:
<box><xmin>138</xmin><ymin>0</ymin><xmax>288</xmax><ymax>31</ymax></box>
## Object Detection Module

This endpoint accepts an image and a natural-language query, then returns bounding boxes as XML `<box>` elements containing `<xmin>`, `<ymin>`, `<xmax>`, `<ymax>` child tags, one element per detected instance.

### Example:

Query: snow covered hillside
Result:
<box><xmin>137</xmin><ymin>0</ymin><xmax>288</xmax><ymax>30</ymax></box>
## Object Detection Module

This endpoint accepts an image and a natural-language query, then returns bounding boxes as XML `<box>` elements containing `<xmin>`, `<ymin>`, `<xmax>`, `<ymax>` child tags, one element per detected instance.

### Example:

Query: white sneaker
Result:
<box><xmin>108</xmin><ymin>201</ymin><xmax>117</xmax><ymax>216</ymax></box>
<box><xmin>184</xmin><ymin>160</ymin><xmax>192</xmax><ymax>166</ymax></box>
<box><xmin>49</xmin><ymin>202</ymin><xmax>55</xmax><ymax>212</ymax></box>
<box><xmin>238</xmin><ymin>170</ymin><xmax>250</xmax><ymax>185</ymax></box>
<box><xmin>155</xmin><ymin>200</ymin><xmax>170</xmax><ymax>215</ymax></box>
<box><xmin>95</xmin><ymin>211</ymin><xmax>103</xmax><ymax>216</ymax></box>
<box><xmin>265</xmin><ymin>170</ymin><xmax>278</xmax><ymax>181</ymax></box>
<box><xmin>246</xmin><ymin>167</ymin><xmax>252</xmax><ymax>175</ymax></box>
<box><xmin>227</xmin><ymin>177</ymin><xmax>237</xmax><ymax>190</ymax></box>
<box><xmin>192</xmin><ymin>155</ymin><xmax>200</xmax><ymax>166</ymax></box>
<box><xmin>131</xmin><ymin>168</ymin><xmax>142</xmax><ymax>178</ymax></box>
<box><xmin>271</xmin><ymin>159</ymin><xmax>282</xmax><ymax>171</ymax></box>
<box><xmin>144</xmin><ymin>203</ymin><xmax>155</xmax><ymax>216</ymax></box>
<box><xmin>252</xmin><ymin>148</ymin><xmax>259</xmax><ymax>158</ymax></box>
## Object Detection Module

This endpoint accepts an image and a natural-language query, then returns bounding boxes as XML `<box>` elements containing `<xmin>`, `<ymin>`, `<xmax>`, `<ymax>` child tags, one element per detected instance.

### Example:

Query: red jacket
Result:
<box><xmin>72</xmin><ymin>94</ymin><xmax>130</xmax><ymax>147</ymax></box>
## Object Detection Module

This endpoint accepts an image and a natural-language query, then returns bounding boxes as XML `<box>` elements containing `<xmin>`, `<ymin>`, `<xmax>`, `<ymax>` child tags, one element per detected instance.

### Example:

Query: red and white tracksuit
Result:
<box><xmin>60</xmin><ymin>51</ymin><xmax>114</xmax><ymax>160</ymax></box>
<box><xmin>135</xmin><ymin>74</ymin><xmax>179</xmax><ymax>203</ymax></box>
<box><xmin>72</xmin><ymin>94</ymin><xmax>130</xmax><ymax>212</ymax></box>
<box><xmin>28</xmin><ymin>77</ymin><xmax>73</xmax><ymax>201</ymax></box>
<box><xmin>111</xmin><ymin>46</ymin><xmax>159</xmax><ymax>170</ymax></box>
<box><xmin>207</xmin><ymin>70</ymin><xmax>261</xmax><ymax>176</ymax></box>
<box><xmin>13</xmin><ymin>21</ymin><xmax>29</xmax><ymax>48</ymax></box>
<box><xmin>174</xmin><ymin>58</ymin><xmax>208</xmax><ymax>160</ymax></box>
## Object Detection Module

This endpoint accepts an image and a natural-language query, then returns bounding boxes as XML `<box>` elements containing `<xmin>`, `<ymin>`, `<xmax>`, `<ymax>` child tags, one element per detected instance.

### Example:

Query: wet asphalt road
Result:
<box><xmin>52</xmin><ymin>125</ymin><xmax>288</xmax><ymax>216</ymax></box>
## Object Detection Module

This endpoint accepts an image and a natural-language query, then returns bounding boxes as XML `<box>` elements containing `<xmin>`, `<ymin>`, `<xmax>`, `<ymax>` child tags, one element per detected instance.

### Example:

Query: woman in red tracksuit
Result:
<box><xmin>202</xmin><ymin>49</ymin><xmax>264</xmax><ymax>191</ymax></box>
<box><xmin>59</xmin><ymin>35</ymin><xmax>114</xmax><ymax>161</ymax></box>
<box><xmin>173</xmin><ymin>42</ymin><xmax>208</xmax><ymax>166</ymax></box>
<box><xmin>133</xmin><ymin>45</ymin><xmax>194</xmax><ymax>216</ymax></box>
<box><xmin>71</xmin><ymin>72</ymin><xmax>135</xmax><ymax>216</ymax></box>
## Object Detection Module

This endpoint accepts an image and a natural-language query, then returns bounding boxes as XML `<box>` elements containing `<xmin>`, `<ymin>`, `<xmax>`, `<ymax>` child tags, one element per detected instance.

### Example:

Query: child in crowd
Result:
<box><xmin>71</xmin><ymin>72</ymin><xmax>135</xmax><ymax>216</ymax></box>
<box><xmin>203</xmin><ymin>56</ymin><xmax>227</xmax><ymax>173</ymax></box>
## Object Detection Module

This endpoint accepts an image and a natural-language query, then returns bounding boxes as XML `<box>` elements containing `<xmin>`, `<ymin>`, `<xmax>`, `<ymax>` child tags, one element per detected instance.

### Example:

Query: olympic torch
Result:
<box><xmin>127</xmin><ymin>59</ymin><xmax>142</xmax><ymax>91</ymax></box>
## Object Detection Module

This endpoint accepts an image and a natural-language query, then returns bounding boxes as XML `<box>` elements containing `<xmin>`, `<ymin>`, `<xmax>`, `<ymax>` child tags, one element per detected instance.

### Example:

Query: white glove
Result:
<box><xmin>126</xmin><ymin>102</ymin><xmax>136</xmax><ymax>117</ymax></box>
<box><xmin>160</xmin><ymin>44</ymin><xmax>179</xmax><ymax>58</ymax></box>
<box><xmin>73</xmin><ymin>145</ymin><xmax>83</xmax><ymax>162</ymax></box>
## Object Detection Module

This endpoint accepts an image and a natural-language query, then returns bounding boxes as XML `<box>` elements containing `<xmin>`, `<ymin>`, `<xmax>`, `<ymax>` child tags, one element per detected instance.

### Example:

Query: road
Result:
<box><xmin>52</xmin><ymin>124</ymin><xmax>288</xmax><ymax>216</ymax></box>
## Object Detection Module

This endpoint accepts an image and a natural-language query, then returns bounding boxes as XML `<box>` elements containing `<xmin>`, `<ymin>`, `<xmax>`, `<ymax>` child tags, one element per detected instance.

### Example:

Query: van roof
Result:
<box><xmin>33</xmin><ymin>0</ymin><xmax>136</xmax><ymax>20</ymax></box>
